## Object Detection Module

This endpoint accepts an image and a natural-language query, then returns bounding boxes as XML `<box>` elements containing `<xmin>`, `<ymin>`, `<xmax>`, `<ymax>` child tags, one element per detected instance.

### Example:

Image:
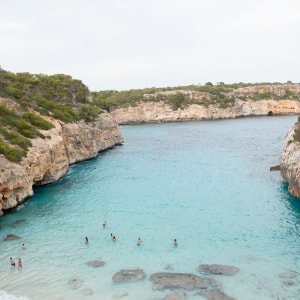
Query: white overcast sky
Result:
<box><xmin>0</xmin><ymin>0</ymin><xmax>299</xmax><ymax>91</ymax></box>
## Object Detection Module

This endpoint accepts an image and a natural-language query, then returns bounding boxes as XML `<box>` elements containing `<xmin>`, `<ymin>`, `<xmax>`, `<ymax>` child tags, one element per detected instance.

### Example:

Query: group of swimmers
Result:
<box><xmin>10</xmin><ymin>243</ymin><xmax>25</xmax><ymax>270</ymax></box>
<box><xmin>84</xmin><ymin>221</ymin><xmax>178</xmax><ymax>246</ymax></box>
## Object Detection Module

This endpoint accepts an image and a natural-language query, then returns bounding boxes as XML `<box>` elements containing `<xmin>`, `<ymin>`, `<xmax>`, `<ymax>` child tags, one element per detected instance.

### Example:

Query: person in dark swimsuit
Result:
<box><xmin>85</xmin><ymin>237</ymin><xmax>88</xmax><ymax>244</ymax></box>
<box><xmin>10</xmin><ymin>258</ymin><xmax>15</xmax><ymax>268</ymax></box>
<box><xmin>171</xmin><ymin>239</ymin><xmax>178</xmax><ymax>246</ymax></box>
<box><xmin>103</xmin><ymin>221</ymin><xmax>107</xmax><ymax>228</ymax></box>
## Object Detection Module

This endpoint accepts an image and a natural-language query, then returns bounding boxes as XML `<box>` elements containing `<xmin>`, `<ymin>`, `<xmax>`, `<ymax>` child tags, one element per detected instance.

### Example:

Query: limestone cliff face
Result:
<box><xmin>111</xmin><ymin>99</ymin><xmax>300</xmax><ymax>124</ymax></box>
<box><xmin>280</xmin><ymin>122</ymin><xmax>300</xmax><ymax>199</ymax></box>
<box><xmin>0</xmin><ymin>113</ymin><xmax>124</xmax><ymax>214</ymax></box>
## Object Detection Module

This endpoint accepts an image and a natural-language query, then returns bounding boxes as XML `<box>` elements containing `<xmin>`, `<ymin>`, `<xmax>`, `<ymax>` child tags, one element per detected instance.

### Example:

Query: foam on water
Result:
<box><xmin>0</xmin><ymin>290</ymin><xmax>28</xmax><ymax>300</ymax></box>
<box><xmin>0</xmin><ymin>116</ymin><xmax>300</xmax><ymax>300</ymax></box>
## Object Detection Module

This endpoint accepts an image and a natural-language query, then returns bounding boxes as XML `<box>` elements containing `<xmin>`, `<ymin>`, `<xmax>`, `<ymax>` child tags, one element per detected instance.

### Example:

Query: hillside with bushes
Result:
<box><xmin>92</xmin><ymin>81</ymin><xmax>300</xmax><ymax>112</ymax></box>
<box><xmin>0</xmin><ymin>68</ymin><xmax>103</xmax><ymax>162</ymax></box>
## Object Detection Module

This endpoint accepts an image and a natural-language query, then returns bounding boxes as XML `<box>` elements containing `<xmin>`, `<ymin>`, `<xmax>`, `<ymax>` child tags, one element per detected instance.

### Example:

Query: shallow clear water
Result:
<box><xmin>0</xmin><ymin>116</ymin><xmax>300</xmax><ymax>300</ymax></box>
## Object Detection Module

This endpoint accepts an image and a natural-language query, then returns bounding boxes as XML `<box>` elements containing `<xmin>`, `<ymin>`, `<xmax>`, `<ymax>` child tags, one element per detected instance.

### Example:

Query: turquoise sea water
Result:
<box><xmin>0</xmin><ymin>116</ymin><xmax>300</xmax><ymax>300</ymax></box>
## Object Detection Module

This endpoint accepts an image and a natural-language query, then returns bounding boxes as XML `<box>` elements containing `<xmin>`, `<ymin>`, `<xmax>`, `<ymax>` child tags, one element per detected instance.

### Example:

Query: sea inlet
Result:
<box><xmin>0</xmin><ymin>115</ymin><xmax>299</xmax><ymax>300</ymax></box>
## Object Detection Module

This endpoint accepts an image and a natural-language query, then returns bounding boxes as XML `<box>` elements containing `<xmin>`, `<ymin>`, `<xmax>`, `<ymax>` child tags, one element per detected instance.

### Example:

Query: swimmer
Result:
<box><xmin>10</xmin><ymin>258</ymin><xmax>15</xmax><ymax>268</ymax></box>
<box><xmin>18</xmin><ymin>258</ymin><xmax>22</xmax><ymax>270</ymax></box>
<box><xmin>85</xmin><ymin>237</ymin><xmax>88</xmax><ymax>244</ymax></box>
<box><xmin>22</xmin><ymin>243</ymin><xmax>25</xmax><ymax>249</ymax></box>
<box><xmin>171</xmin><ymin>239</ymin><xmax>178</xmax><ymax>246</ymax></box>
<box><xmin>103</xmin><ymin>221</ymin><xmax>107</xmax><ymax>228</ymax></box>
<box><xmin>112</xmin><ymin>236</ymin><xmax>116</xmax><ymax>242</ymax></box>
<box><xmin>137</xmin><ymin>237</ymin><xmax>143</xmax><ymax>245</ymax></box>
<box><xmin>110</xmin><ymin>233</ymin><xmax>113</xmax><ymax>237</ymax></box>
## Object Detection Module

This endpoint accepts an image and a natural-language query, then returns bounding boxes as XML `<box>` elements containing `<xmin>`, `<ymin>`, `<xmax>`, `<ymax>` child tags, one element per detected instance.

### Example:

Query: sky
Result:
<box><xmin>0</xmin><ymin>0</ymin><xmax>299</xmax><ymax>91</ymax></box>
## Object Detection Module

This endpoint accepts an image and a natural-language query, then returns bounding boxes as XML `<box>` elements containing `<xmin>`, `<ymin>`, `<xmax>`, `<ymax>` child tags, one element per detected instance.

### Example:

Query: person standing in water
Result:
<box><xmin>85</xmin><ymin>237</ymin><xmax>88</xmax><ymax>244</ymax></box>
<box><xmin>137</xmin><ymin>237</ymin><xmax>143</xmax><ymax>245</ymax></box>
<box><xmin>22</xmin><ymin>244</ymin><xmax>25</xmax><ymax>249</ymax></box>
<box><xmin>18</xmin><ymin>258</ymin><xmax>22</xmax><ymax>270</ymax></box>
<box><xmin>112</xmin><ymin>236</ymin><xmax>116</xmax><ymax>242</ymax></box>
<box><xmin>10</xmin><ymin>258</ymin><xmax>15</xmax><ymax>268</ymax></box>
<box><xmin>171</xmin><ymin>239</ymin><xmax>178</xmax><ymax>246</ymax></box>
<box><xmin>103</xmin><ymin>221</ymin><xmax>107</xmax><ymax>228</ymax></box>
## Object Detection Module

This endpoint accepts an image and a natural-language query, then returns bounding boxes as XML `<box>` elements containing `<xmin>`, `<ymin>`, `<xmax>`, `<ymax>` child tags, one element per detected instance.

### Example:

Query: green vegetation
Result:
<box><xmin>0</xmin><ymin>139</ymin><xmax>25</xmax><ymax>162</ymax></box>
<box><xmin>0</xmin><ymin>69</ymin><xmax>99</xmax><ymax>123</ymax></box>
<box><xmin>0</xmin><ymin>68</ymin><xmax>107</xmax><ymax>162</ymax></box>
<box><xmin>22</xmin><ymin>112</ymin><xmax>55</xmax><ymax>130</ymax></box>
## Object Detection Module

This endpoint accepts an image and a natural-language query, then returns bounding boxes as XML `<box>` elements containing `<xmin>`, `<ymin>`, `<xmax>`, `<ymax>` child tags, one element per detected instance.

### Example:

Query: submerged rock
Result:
<box><xmin>279</xmin><ymin>272</ymin><xmax>297</xmax><ymax>278</ymax></box>
<box><xmin>162</xmin><ymin>291</ymin><xmax>186</xmax><ymax>300</ymax></box>
<box><xmin>69</xmin><ymin>277</ymin><xmax>83</xmax><ymax>290</ymax></box>
<box><xmin>112</xmin><ymin>269</ymin><xmax>146</xmax><ymax>283</ymax></box>
<box><xmin>199</xmin><ymin>264</ymin><xmax>239</xmax><ymax>275</ymax></box>
<box><xmin>282</xmin><ymin>280</ymin><xmax>294</xmax><ymax>286</ymax></box>
<box><xmin>85</xmin><ymin>260</ymin><xmax>105</xmax><ymax>267</ymax></box>
<box><xmin>150</xmin><ymin>273</ymin><xmax>207</xmax><ymax>291</ymax></box>
<box><xmin>10</xmin><ymin>219</ymin><xmax>29</xmax><ymax>228</ymax></box>
<box><xmin>112</xmin><ymin>291</ymin><xmax>129</xmax><ymax>298</ymax></box>
<box><xmin>80</xmin><ymin>288</ymin><xmax>93</xmax><ymax>295</ymax></box>
<box><xmin>4</xmin><ymin>234</ymin><xmax>21</xmax><ymax>241</ymax></box>
<box><xmin>197</xmin><ymin>288</ymin><xmax>235</xmax><ymax>300</ymax></box>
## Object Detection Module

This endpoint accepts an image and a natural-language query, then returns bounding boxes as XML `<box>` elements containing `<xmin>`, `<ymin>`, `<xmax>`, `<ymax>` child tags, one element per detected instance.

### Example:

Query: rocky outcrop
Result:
<box><xmin>150</xmin><ymin>273</ymin><xmax>207</xmax><ymax>291</ymax></box>
<box><xmin>111</xmin><ymin>99</ymin><xmax>300</xmax><ymax>125</ymax></box>
<box><xmin>0</xmin><ymin>113</ymin><xmax>124</xmax><ymax>215</ymax></box>
<box><xmin>280</xmin><ymin>121</ymin><xmax>300</xmax><ymax>198</ymax></box>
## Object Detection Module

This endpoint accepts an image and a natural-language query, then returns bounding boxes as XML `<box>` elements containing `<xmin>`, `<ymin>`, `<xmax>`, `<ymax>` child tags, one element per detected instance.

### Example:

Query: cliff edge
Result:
<box><xmin>280</xmin><ymin>120</ymin><xmax>300</xmax><ymax>198</ymax></box>
<box><xmin>111</xmin><ymin>99</ymin><xmax>300</xmax><ymax>124</ymax></box>
<box><xmin>0</xmin><ymin>113</ymin><xmax>124</xmax><ymax>215</ymax></box>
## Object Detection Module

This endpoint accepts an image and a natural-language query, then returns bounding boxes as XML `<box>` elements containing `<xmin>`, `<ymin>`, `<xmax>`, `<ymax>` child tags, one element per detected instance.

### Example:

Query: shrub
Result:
<box><xmin>0</xmin><ymin>139</ymin><xmax>25</xmax><ymax>162</ymax></box>
<box><xmin>22</xmin><ymin>112</ymin><xmax>55</xmax><ymax>130</ymax></box>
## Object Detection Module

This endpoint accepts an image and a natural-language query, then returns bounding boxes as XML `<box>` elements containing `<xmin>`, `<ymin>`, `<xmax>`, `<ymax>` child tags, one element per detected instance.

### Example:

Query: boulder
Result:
<box><xmin>69</xmin><ymin>278</ymin><xmax>83</xmax><ymax>290</ymax></box>
<box><xmin>4</xmin><ymin>234</ymin><xmax>21</xmax><ymax>241</ymax></box>
<box><xmin>150</xmin><ymin>273</ymin><xmax>207</xmax><ymax>291</ymax></box>
<box><xmin>199</xmin><ymin>264</ymin><xmax>239</xmax><ymax>275</ymax></box>
<box><xmin>112</xmin><ymin>269</ymin><xmax>146</xmax><ymax>283</ymax></box>
<box><xmin>197</xmin><ymin>288</ymin><xmax>235</xmax><ymax>300</ymax></box>
<box><xmin>85</xmin><ymin>260</ymin><xmax>105</xmax><ymax>267</ymax></box>
<box><xmin>162</xmin><ymin>291</ymin><xmax>186</xmax><ymax>300</ymax></box>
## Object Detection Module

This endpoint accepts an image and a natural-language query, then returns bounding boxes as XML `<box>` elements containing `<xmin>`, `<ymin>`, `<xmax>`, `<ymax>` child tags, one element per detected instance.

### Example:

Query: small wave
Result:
<box><xmin>0</xmin><ymin>290</ymin><xmax>29</xmax><ymax>300</ymax></box>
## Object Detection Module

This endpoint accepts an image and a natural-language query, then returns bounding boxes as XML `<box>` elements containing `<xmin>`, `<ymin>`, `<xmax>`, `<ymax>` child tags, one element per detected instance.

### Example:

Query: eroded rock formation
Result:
<box><xmin>280</xmin><ymin>121</ymin><xmax>300</xmax><ymax>199</ymax></box>
<box><xmin>0</xmin><ymin>113</ymin><xmax>124</xmax><ymax>215</ymax></box>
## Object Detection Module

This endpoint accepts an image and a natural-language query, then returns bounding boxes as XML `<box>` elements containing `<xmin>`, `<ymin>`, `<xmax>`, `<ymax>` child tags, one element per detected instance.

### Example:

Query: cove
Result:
<box><xmin>0</xmin><ymin>115</ymin><xmax>299</xmax><ymax>300</ymax></box>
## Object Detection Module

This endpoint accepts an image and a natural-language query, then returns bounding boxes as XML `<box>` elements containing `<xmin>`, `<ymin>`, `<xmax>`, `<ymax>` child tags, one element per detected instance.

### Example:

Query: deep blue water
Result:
<box><xmin>0</xmin><ymin>116</ymin><xmax>300</xmax><ymax>300</ymax></box>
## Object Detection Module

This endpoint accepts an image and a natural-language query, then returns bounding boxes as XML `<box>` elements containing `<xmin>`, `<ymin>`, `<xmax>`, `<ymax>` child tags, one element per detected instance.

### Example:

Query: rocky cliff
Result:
<box><xmin>0</xmin><ymin>113</ymin><xmax>124</xmax><ymax>215</ymax></box>
<box><xmin>111</xmin><ymin>99</ymin><xmax>300</xmax><ymax>124</ymax></box>
<box><xmin>280</xmin><ymin>121</ymin><xmax>300</xmax><ymax>199</ymax></box>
